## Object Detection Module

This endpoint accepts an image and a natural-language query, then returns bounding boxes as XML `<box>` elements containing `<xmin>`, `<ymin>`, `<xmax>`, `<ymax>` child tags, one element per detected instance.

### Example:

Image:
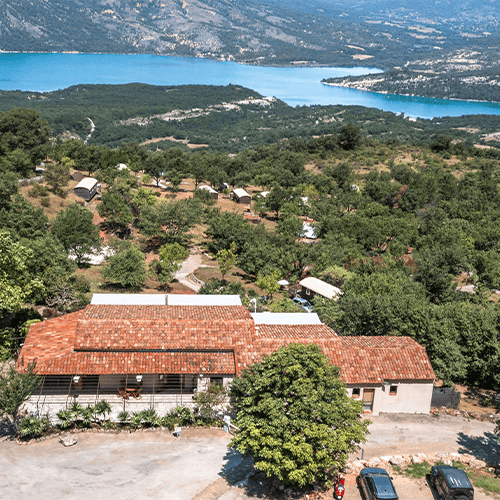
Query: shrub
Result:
<box><xmin>103</xmin><ymin>421</ymin><xmax>117</xmax><ymax>431</ymax></box>
<box><xmin>160</xmin><ymin>414</ymin><xmax>176</xmax><ymax>429</ymax></box>
<box><xmin>169</xmin><ymin>406</ymin><xmax>193</xmax><ymax>426</ymax></box>
<box><xmin>28</xmin><ymin>182</ymin><xmax>49</xmax><ymax>198</ymax></box>
<box><xmin>118</xmin><ymin>411</ymin><xmax>130</xmax><ymax>424</ymax></box>
<box><xmin>18</xmin><ymin>415</ymin><xmax>51</xmax><ymax>439</ymax></box>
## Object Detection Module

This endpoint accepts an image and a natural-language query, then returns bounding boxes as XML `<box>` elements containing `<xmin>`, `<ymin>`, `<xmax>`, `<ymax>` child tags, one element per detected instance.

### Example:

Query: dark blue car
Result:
<box><xmin>358</xmin><ymin>468</ymin><xmax>399</xmax><ymax>500</ymax></box>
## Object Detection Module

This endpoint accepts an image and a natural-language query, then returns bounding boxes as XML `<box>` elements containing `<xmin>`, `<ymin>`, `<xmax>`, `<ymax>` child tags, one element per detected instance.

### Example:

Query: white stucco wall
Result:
<box><xmin>346</xmin><ymin>380</ymin><xmax>433</xmax><ymax>415</ymax></box>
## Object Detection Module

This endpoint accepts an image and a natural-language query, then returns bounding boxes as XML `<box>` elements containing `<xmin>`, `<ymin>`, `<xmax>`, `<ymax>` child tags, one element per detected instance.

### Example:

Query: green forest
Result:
<box><xmin>2</xmin><ymin>84</ymin><xmax>500</xmax><ymax>153</ymax></box>
<box><xmin>1</xmin><ymin>101</ymin><xmax>500</xmax><ymax>392</ymax></box>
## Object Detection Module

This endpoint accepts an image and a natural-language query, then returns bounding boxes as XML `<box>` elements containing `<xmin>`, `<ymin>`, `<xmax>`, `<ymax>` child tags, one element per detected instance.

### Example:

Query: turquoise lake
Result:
<box><xmin>2</xmin><ymin>52</ymin><xmax>500</xmax><ymax>119</ymax></box>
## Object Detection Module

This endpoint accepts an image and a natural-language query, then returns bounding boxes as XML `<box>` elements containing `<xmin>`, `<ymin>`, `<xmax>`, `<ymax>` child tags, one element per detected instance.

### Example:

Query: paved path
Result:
<box><xmin>174</xmin><ymin>250</ymin><xmax>204</xmax><ymax>292</ymax></box>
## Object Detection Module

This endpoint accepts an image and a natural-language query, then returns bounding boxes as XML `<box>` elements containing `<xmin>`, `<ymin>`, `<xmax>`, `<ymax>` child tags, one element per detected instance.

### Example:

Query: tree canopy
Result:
<box><xmin>230</xmin><ymin>343</ymin><xmax>369</xmax><ymax>488</ymax></box>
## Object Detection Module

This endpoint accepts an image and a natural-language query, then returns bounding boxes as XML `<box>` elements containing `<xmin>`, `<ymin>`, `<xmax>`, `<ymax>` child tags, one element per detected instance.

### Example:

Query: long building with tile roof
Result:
<box><xmin>18</xmin><ymin>301</ymin><xmax>435</xmax><ymax>417</ymax></box>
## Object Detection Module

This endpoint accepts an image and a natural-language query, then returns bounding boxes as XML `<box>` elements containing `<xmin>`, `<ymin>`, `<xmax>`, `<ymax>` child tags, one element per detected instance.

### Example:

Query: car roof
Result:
<box><xmin>361</xmin><ymin>468</ymin><xmax>390</xmax><ymax>476</ymax></box>
<box><xmin>362</xmin><ymin>469</ymin><xmax>397</xmax><ymax>499</ymax></box>
<box><xmin>435</xmin><ymin>466</ymin><xmax>473</xmax><ymax>489</ymax></box>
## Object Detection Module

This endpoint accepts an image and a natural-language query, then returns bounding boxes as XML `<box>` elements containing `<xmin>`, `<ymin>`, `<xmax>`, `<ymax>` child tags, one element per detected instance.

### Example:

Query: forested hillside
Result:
<box><xmin>1</xmin><ymin>106</ymin><xmax>500</xmax><ymax>390</ymax></box>
<box><xmin>2</xmin><ymin>84</ymin><xmax>500</xmax><ymax>153</ymax></box>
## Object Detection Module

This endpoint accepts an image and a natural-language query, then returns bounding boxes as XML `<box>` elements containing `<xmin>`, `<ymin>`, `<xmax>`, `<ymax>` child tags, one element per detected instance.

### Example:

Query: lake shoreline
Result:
<box><xmin>0</xmin><ymin>49</ymin><xmax>375</xmax><ymax>70</ymax></box>
<box><xmin>1</xmin><ymin>52</ymin><xmax>500</xmax><ymax>119</ymax></box>
<box><xmin>321</xmin><ymin>81</ymin><xmax>500</xmax><ymax>107</ymax></box>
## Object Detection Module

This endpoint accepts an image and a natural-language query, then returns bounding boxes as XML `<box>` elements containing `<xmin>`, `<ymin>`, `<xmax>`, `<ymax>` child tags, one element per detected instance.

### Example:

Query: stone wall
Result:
<box><xmin>347</xmin><ymin>452</ymin><xmax>496</xmax><ymax>475</ymax></box>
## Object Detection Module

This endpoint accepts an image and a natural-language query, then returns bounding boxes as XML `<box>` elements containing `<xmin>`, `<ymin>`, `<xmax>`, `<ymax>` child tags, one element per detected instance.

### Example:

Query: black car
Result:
<box><xmin>358</xmin><ymin>468</ymin><xmax>399</xmax><ymax>500</ymax></box>
<box><xmin>430</xmin><ymin>465</ymin><xmax>474</xmax><ymax>500</ymax></box>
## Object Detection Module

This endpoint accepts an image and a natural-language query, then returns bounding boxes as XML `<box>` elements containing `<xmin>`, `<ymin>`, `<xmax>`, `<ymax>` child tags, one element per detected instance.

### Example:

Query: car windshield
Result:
<box><xmin>370</xmin><ymin>475</ymin><xmax>398</xmax><ymax>499</ymax></box>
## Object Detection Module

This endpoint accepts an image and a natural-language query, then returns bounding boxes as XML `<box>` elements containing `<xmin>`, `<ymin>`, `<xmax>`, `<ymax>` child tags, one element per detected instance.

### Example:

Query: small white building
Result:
<box><xmin>198</xmin><ymin>185</ymin><xmax>219</xmax><ymax>200</ymax></box>
<box><xmin>231</xmin><ymin>188</ymin><xmax>251</xmax><ymax>204</ymax></box>
<box><xmin>299</xmin><ymin>276</ymin><xmax>341</xmax><ymax>301</ymax></box>
<box><xmin>73</xmin><ymin>177</ymin><xmax>99</xmax><ymax>201</ymax></box>
<box><xmin>339</xmin><ymin>336</ymin><xmax>435</xmax><ymax>415</ymax></box>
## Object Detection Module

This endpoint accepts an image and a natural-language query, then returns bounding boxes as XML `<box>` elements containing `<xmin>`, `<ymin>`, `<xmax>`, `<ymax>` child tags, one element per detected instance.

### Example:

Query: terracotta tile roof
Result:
<box><xmin>20</xmin><ymin>305</ymin><xmax>253</xmax><ymax>375</ymax></box>
<box><xmin>35</xmin><ymin>351</ymin><xmax>235</xmax><ymax>375</ymax></box>
<box><xmin>331</xmin><ymin>336</ymin><xmax>435</xmax><ymax>383</ymax></box>
<box><xmin>19</xmin><ymin>310</ymin><xmax>84</xmax><ymax>365</ymax></box>
<box><xmin>76</xmin><ymin>305</ymin><xmax>253</xmax><ymax>351</ymax></box>
<box><xmin>18</xmin><ymin>305</ymin><xmax>434</xmax><ymax>383</ymax></box>
<box><xmin>256</xmin><ymin>324</ymin><xmax>337</xmax><ymax>339</ymax></box>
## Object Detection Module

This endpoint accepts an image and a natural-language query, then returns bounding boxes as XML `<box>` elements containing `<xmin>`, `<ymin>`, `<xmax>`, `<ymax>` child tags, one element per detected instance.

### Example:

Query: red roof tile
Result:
<box><xmin>256</xmin><ymin>324</ymin><xmax>337</xmax><ymax>339</ymax></box>
<box><xmin>18</xmin><ymin>305</ymin><xmax>434</xmax><ymax>383</ymax></box>
<box><xmin>36</xmin><ymin>351</ymin><xmax>235</xmax><ymax>375</ymax></box>
<box><xmin>331</xmin><ymin>336</ymin><xmax>435</xmax><ymax>383</ymax></box>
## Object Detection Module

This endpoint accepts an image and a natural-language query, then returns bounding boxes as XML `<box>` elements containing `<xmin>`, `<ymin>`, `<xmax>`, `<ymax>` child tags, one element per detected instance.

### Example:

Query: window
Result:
<box><xmin>305</xmin><ymin>288</ymin><xmax>311</xmax><ymax>296</ymax></box>
<box><xmin>389</xmin><ymin>385</ymin><xmax>398</xmax><ymax>396</ymax></box>
<box><xmin>352</xmin><ymin>388</ymin><xmax>361</xmax><ymax>398</ymax></box>
<box><xmin>210</xmin><ymin>376</ymin><xmax>224</xmax><ymax>387</ymax></box>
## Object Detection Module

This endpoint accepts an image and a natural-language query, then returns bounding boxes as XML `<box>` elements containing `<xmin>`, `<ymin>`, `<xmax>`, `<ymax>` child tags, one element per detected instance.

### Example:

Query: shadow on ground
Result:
<box><xmin>457</xmin><ymin>430</ymin><xmax>500</xmax><ymax>464</ymax></box>
<box><xmin>0</xmin><ymin>416</ymin><xmax>15</xmax><ymax>440</ymax></box>
<box><xmin>219</xmin><ymin>447</ymin><xmax>278</xmax><ymax>499</ymax></box>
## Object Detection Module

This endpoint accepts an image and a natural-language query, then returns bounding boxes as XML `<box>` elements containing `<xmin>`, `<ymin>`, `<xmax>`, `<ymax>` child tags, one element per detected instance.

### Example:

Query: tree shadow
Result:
<box><xmin>219</xmin><ymin>448</ymin><xmax>278</xmax><ymax>499</ymax></box>
<box><xmin>456</xmin><ymin>430</ymin><xmax>500</xmax><ymax>464</ymax></box>
<box><xmin>233</xmin><ymin>271</ymin><xmax>257</xmax><ymax>284</ymax></box>
<box><xmin>0</xmin><ymin>416</ymin><xmax>16</xmax><ymax>441</ymax></box>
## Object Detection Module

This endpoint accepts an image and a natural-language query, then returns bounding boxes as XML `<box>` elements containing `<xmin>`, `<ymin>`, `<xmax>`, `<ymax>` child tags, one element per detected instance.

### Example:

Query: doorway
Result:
<box><xmin>362</xmin><ymin>389</ymin><xmax>375</xmax><ymax>412</ymax></box>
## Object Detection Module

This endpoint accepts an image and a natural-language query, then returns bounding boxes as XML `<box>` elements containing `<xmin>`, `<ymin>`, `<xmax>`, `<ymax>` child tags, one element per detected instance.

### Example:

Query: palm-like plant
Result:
<box><xmin>80</xmin><ymin>406</ymin><xmax>94</xmax><ymax>428</ymax></box>
<box><xmin>142</xmin><ymin>408</ymin><xmax>160</xmax><ymax>427</ymax></box>
<box><xmin>94</xmin><ymin>400</ymin><xmax>112</xmax><ymax>424</ymax></box>
<box><xmin>118</xmin><ymin>410</ymin><xmax>130</xmax><ymax>425</ymax></box>
<box><xmin>129</xmin><ymin>411</ymin><xmax>143</xmax><ymax>429</ymax></box>
<box><xmin>57</xmin><ymin>409</ymin><xmax>75</xmax><ymax>429</ymax></box>
<box><xmin>18</xmin><ymin>415</ymin><xmax>50</xmax><ymax>438</ymax></box>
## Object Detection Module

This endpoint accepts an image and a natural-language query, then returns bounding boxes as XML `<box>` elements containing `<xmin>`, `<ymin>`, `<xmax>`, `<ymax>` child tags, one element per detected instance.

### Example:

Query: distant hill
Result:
<box><xmin>1</xmin><ymin>83</ymin><xmax>500</xmax><ymax>153</ymax></box>
<box><xmin>1</xmin><ymin>0</ymin><xmax>500</xmax><ymax>71</ymax></box>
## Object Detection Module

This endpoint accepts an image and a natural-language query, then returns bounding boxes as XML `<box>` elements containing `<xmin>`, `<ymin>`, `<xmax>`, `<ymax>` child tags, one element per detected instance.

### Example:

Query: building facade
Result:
<box><xmin>18</xmin><ymin>299</ymin><xmax>435</xmax><ymax>419</ymax></box>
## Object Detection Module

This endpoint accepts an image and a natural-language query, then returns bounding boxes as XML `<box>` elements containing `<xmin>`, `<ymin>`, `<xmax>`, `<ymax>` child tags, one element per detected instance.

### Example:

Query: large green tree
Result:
<box><xmin>101</xmin><ymin>242</ymin><xmax>147</xmax><ymax>289</ymax></box>
<box><xmin>150</xmin><ymin>243</ymin><xmax>189</xmax><ymax>289</ymax></box>
<box><xmin>230</xmin><ymin>343</ymin><xmax>369</xmax><ymax>489</ymax></box>
<box><xmin>139</xmin><ymin>198</ymin><xmax>202</xmax><ymax>245</ymax></box>
<box><xmin>52</xmin><ymin>203</ymin><xmax>102</xmax><ymax>265</ymax></box>
<box><xmin>0</xmin><ymin>108</ymin><xmax>50</xmax><ymax>166</ymax></box>
<box><xmin>0</xmin><ymin>230</ymin><xmax>44</xmax><ymax>314</ymax></box>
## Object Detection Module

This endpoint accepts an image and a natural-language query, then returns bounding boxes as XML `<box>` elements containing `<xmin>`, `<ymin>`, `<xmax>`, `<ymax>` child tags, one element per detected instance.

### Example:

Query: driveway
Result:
<box><xmin>0</xmin><ymin>429</ymin><xmax>239</xmax><ymax>500</ymax></box>
<box><xmin>0</xmin><ymin>414</ymin><xmax>497</xmax><ymax>500</ymax></box>
<box><xmin>352</xmin><ymin>413</ymin><xmax>500</xmax><ymax>464</ymax></box>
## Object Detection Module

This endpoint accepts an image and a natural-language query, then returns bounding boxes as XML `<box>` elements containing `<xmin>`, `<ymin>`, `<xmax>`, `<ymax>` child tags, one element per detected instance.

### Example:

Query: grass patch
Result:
<box><xmin>400</xmin><ymin>461</ymin><xmax>432</xmax><ymax>479</ymax></box>
<box><xmin>468</xmin><ymin>470</ymin><xmax>500</xmax><ymax>496</ymax></box>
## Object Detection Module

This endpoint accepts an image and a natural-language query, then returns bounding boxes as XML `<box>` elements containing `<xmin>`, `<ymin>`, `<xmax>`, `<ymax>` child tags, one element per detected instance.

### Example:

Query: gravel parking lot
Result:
<box><xmin>0</xmin><ymin>414</ymin><xmax>497</xmax><ymax>500</ymax></box>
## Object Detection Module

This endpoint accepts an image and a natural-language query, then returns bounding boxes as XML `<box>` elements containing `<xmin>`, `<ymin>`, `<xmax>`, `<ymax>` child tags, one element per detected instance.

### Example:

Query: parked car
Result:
<box><xmin>430</xmin><ymin>465</ymin><xmax>474</xmax><ymax>500</ymax></box>
<box><xmin>292</xmin><ymin>297</ymin><xmax>313</xmax><ymax>313</ymax></box>
<box><xmin>358</xmin><ymin>468</ymin><xmax>398</xmax><ymax>500</ymax></box>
